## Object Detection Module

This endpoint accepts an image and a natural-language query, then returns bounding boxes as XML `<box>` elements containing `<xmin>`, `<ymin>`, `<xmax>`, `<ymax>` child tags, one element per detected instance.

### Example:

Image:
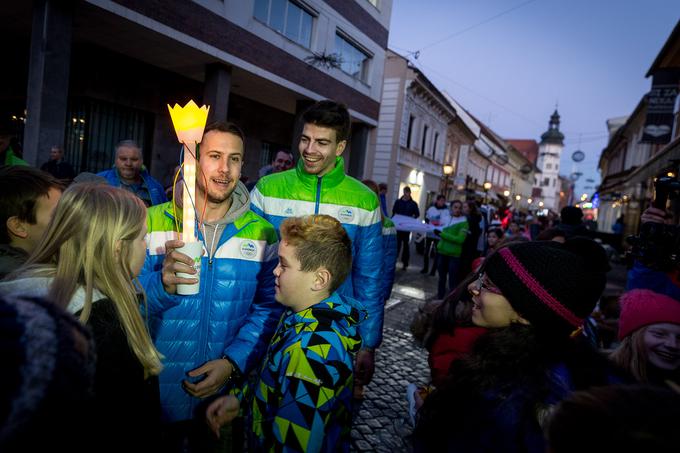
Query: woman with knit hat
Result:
<box><xmin>610</xmin><ymin>289</ymin><xmax>680</xmax><ymax>386</ymax></box>
<box><xmin>414</xmin><ymin>238</ymin><xmax>623</xmax><ymax>453</ymax></box>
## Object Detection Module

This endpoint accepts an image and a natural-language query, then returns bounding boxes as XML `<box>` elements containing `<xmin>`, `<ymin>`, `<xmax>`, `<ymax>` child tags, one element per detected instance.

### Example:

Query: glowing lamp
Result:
<box><xmin>167</xmin><ymin>100</ymin><xmax>210</xmax><ymax>242</ymax></box>
<box><xmin>168</xmin><ymin>100</ymin><xmax>210</xmax><ymax>144</ymax></box>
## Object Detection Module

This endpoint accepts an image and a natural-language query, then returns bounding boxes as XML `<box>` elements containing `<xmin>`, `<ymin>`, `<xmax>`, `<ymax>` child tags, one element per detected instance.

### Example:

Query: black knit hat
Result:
<box><xmin>0</xmin><ymin>295</ymin><xmax>96</xmax><ymax>451</ymax></box>
<box><xmin>484</xmin><ymin>238</ymin><xmax>609</xmax><ymax>336</ymax></box>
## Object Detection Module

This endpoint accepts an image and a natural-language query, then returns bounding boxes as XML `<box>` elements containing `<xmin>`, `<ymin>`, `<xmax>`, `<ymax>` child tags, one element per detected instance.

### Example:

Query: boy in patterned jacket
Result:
<box><xmin>206</xmin><ymin>215</ymin><xmax>365</xmax><ymax>452</ymax></box>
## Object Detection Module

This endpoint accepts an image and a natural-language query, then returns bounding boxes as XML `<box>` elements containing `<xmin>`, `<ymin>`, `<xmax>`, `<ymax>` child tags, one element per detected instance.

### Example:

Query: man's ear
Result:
<box><xmin>312</xmin><ymin>267</ymin><xmax>332</xmax><ymax>292</ymax></box>
<box><xmin>6</xmin><ymin>216</ymin><xmax>28</xmax><ymax>239</ymax></box>
<box><xmin>335</xmin><ymin>140</ymin><xmax>347</xmax><ymax>157</ymax></box>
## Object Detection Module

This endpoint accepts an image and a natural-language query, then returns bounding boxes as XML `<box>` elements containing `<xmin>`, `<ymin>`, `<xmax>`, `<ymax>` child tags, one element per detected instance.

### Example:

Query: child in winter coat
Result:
<box><xmin>206</xmin><ymin>215</ymin><xmax>365</xmax><ymax>452</ymax></box>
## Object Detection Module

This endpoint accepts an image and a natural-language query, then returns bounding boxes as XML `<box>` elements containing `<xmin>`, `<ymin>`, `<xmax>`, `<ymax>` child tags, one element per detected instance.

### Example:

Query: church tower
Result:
<box><xmin>535</xmin><ymin>110</ymin><xmax>565</xmax><ymax>211</ymax></box>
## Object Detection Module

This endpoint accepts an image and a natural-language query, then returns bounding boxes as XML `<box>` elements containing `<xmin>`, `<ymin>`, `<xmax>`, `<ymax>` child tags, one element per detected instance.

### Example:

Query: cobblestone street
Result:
<box><xmin>350</xmin><ymin>244</ymin><xmax>628</xmax><ymax>452</ymax></box>
<box><xmin>350</xmin><ymin>250</ymin><xmax>438</xmax><ymax>452</ymax></box>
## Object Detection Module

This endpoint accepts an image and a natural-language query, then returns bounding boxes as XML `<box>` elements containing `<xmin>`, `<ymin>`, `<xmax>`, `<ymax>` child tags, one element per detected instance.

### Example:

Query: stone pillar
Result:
<box><xmin>23</xmin><ymin>0</ymin><xmax>73</xmax><ymax>167</ymax></box>
<box><xmin>203</xmin><ymin>63</ymin><xmax>231</xmax><ymax>123</ymax></box>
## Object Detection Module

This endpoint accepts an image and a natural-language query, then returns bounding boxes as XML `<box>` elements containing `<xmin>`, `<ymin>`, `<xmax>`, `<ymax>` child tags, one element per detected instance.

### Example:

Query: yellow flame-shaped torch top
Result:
<box><xmin>167</xmin><ymin>100</ymin><xmax>210</xmax><ymax>144</ymax></box>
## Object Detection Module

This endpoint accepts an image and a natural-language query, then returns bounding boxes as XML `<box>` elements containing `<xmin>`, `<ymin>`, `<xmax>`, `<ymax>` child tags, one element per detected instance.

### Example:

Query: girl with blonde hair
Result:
<box><xmin>0</xmin><ymin>183</ymin><xmax>163</xmax><ymax>450</ymax></box>
<box><xmin>610</xmin><ymin>289</ymin><xmax>680</xmax><ymax>386</ymax></box>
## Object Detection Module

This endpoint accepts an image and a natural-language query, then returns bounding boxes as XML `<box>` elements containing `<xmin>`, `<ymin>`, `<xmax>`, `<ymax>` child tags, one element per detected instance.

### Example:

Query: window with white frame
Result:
<box><xmin>421</xmin><ymin>125</ymin><xmax>428</xmax><ymax>155</ymax></box>
<box><xmin>254</xmin><ymin>0</ymin><xmax>314</xmax><ymax>48</ymax></box>
<box><xmin>407</xmin><ymin>115</ymin><xmax>415</xmax><ymax>149</ymax></box>
<box><xmin>432</xmin><ymin>132</ymin><xmax>439</xmax><ymax>160</ymax></box>
<box><xmin>335</xmin><ymin>33</ymin><xmax>371</xmax><ymax>82</ymax></box>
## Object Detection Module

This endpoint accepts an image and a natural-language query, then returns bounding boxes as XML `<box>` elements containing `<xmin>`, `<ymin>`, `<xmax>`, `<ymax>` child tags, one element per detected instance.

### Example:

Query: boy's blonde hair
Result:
<box><xmin>17</xmin><ymin>183</ymin><xmax>163</xmax><ymax>376</ymax></box>
<box><xmin>280</xmin><ymin>215</ymin><xmax>352</xmax><ymax>294</ymax></box>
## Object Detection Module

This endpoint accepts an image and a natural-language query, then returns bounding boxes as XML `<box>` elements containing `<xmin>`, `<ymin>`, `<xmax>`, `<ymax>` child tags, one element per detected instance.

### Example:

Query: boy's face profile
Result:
<box><xmin>273</xmin><ymin>240</ymin><xmax>326</xmax><ymax>312</ymax></box>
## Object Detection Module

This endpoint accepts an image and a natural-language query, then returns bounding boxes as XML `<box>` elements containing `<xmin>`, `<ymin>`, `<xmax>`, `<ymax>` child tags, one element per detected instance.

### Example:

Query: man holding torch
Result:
<box><xmin>139</xmin><ymin>114</ymin><xmax>281</xmax><ymax>450</ymax></box>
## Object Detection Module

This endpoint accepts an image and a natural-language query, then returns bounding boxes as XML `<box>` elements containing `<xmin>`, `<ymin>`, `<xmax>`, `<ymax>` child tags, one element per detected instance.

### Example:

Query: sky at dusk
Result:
<box><xmin>387</xmin><ymin>0</ymin><xmax>680</xmax><ymax>198</ymax></box>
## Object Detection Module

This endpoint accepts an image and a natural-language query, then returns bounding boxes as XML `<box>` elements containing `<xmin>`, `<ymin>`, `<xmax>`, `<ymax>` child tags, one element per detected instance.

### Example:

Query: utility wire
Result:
<box><xmin>417</xmin><ymin>0</ymin><xmax>539</xmax><ymax>52</ymax></box>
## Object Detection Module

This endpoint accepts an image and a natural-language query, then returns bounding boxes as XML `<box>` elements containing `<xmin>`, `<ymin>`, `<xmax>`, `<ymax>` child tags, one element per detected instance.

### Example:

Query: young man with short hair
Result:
<box><xmin>0</xmin><ymin>166</ymin><xmax>63</xmax><ymax>277</ymax></box>
<box><xmin>139</xmin><ymin>121</ymin><xmax>281</xmax><ymax>451</ymax></box>
<box><xmin>40</xmin><ymin>145</ymin><xmax>76</xmax><ymax>180</ymax></box>
<box><xmin>206</xmin><ymin>215</ymin><xmax>364</xmax><ymax>452</ymax></box>
<box><xmin>250</xmin><ymin>100</ymin><xmax>383</xmax><ymax>388</ymax></box>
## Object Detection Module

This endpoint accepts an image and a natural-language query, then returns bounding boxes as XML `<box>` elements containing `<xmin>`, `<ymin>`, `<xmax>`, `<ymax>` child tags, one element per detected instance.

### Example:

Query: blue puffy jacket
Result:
<box><xmin>139</xmin><ymin>190</ymin><xmax>282</xmax><ymax>423</ymax></box>
<box><xmin>98</xmin><ymin>167</ymin><xmax>167</xmax><ymax>206</ymax></box>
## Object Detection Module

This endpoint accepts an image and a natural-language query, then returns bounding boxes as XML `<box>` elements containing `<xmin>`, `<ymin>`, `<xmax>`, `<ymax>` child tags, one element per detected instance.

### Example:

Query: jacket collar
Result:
<box><xmin>163</xmin><ymin>182</ymin><xmax>254</xmax><ymax>231</ymax></box>
<box><xmin>294</xmin><ymin>156</ymin><xmax>346</xmax><ymax>190</ymax></box>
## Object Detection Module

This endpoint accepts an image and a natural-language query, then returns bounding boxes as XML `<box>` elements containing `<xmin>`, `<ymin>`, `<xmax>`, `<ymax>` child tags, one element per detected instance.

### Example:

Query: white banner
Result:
<box><xmin>392</xmin><ymin>214</ymin><xmax>437</xmax><ymax>233</ymax></box>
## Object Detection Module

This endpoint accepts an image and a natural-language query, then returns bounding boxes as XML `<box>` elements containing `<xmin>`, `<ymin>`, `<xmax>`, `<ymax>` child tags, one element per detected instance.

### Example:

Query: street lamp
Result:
<box><xmin>443</xmin><ymin>164</ymin><xmax>454</xmax><ymax>198</ymax></box>
<box><xmin>503</xmin><ymin>190</ymin><xmax>510</xmax><ymax>197</ymax></box>
<box><xmin>483</xmin><ymin>181</ymin><xmax>492</xmax><ymax>204</ymax></box>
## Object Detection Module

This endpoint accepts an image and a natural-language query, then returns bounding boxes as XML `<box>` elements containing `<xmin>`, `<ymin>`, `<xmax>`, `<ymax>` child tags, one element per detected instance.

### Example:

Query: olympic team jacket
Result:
<box><xmin>97</xmin><ymin>167</ymin><xmax>167</xmax><ymax>206</ymax></box>
<box><xmin>250</xmin><ymin>293</ymin><xmax>365</xmax><ymax>452</ymax></box>
<box><xmin>250</xmin><ymin>157</ymin><xmax>384</xmax><ymax>348</ymax></box>
<box><xmin>138</xmin><ymin>183</ymin><xmax>281</xmax><ymax>422</ymax></box>
<box><xmin>382</xmin><ymin>217</ymin><xmax>398</xmax><ymax>302</ymax></box>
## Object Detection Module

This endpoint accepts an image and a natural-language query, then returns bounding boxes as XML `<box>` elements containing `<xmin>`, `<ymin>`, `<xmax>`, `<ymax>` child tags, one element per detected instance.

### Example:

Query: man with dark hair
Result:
<box><xmin>0</xmin><ymin>166</ymin><xmax>63</xmax><ymax>277</ymax></box>
<box><xmin>251</xmin><ymin>100</ymin><xmax>384</xmax><ymax>390</ymax></box>
<box><xmin>139</xmin><ymin>120</ymin><xmax>281</xmax><ymax>451</ymax></box>
<box><xmin>97</xmin><ymin>140</ymin><xmax>167</xmax><ymax>207</ymax></box>
<box><xmin>559</xmin><ymin>206</ymin><xmax>590</xmax><ymax>238</ymax></box>
<box><xmin>40</xmin><ymin>145</ymin><xmax>76</xmax><ymax>181</ymax></box>
<box><xmin>258</xmin><ymin>150</ymin><xmax>294</xmax><ymax>178</ymax></box>
<box><xmin>393</xmin><ymin>186</ymin><xmax>420</xmax><ymax>270</ymax></box>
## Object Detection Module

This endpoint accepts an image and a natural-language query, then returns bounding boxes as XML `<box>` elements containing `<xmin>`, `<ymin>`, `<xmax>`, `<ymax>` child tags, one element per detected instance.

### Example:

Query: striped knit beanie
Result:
<box><xmin>484</xmin><ymin>237</ymin><xmax>609</xmax><ymax>336</ymax></box>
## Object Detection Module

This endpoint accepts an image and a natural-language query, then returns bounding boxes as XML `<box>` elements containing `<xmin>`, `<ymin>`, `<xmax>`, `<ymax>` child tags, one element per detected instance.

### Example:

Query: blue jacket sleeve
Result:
<box><xmin>223</xmin><ymin>242</ymin><xmax>284</xmax><ymax>374</ymax></box>
<box><xmin>138</xmin><ymin>252</ymin><xmax>182</xmax><ymax>315</ymax></box>
<box><xmin>382</xmin><ymin>230</ymin><xmax>398</xmax><ymax>302</ymax></box>
<box><xmin>354</xmin><ymin>209</ymin><xmax>385</xmax><ymax>349</ymax></box>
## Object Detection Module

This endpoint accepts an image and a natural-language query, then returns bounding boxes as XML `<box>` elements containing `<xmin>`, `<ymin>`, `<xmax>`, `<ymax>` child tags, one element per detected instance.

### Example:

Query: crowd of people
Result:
<box><xmin>1</xmin><ymin>98</ymin><xmax>679</xmax><ymax>453</ymax></box>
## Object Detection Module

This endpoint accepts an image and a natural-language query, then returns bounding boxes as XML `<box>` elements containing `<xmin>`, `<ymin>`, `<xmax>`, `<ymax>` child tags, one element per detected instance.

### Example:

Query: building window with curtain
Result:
<box><xmin>254</xmin><ymin>0</ymin><xmax>314</xmax><ymax>48</ymax></box>
<box><xmin>335</xmin><ymin>32</ymin><xmax>371</xmax><ymax>82</ymax></box>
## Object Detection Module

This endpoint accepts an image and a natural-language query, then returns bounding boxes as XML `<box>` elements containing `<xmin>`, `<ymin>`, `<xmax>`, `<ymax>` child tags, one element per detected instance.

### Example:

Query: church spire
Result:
<box><xmin>540</xmin><ymin>109</ymin><xmax>565</xmax><ymax>145</ymax></box>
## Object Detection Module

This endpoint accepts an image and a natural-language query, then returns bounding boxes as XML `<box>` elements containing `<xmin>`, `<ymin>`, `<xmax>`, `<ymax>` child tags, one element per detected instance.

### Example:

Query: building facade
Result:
<box><xmin>367</xmin><ymin>50</ymin><xmax>456</xmax><ymax>213</ymax></box>
<box><xmin>4</xmin><ymin>0</ymin><xmax>392</xmax><ymax>185</ymax></box>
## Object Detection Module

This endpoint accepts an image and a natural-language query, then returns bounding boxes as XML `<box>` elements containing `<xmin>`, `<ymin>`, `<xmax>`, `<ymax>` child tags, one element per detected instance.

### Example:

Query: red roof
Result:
<box><xmin>506</xmin><ymin>139</ymin><xmax>539</xmax><ymax>164</ymax></box>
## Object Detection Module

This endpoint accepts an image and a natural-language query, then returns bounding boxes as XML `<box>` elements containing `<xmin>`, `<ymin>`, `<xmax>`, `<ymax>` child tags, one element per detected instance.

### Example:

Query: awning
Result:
<box><xmin>625</xmin><ymin>135</ymin><xmax>680</xmax><ymax>185</ymax></box>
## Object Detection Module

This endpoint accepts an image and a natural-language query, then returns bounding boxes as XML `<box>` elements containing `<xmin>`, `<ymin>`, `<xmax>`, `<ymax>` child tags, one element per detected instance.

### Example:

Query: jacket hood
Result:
<box><xmin>164</xmin><ymin>180</ymin><xmax>251</xmax><ymax>226</ymax></box>
<box><xmin>282</xmin><ymin>292</ymin><xmax>366</xmax><ymax>354</ymax></box>
<box><xmin>221</xmin><ymin>180</ymin><xmax>250</xmax><ymax>225</ymax></box>
<box><xmin>0</xmin><ymin>276</ymin><xmax>105</xmax><ymax>314</ymax></box>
